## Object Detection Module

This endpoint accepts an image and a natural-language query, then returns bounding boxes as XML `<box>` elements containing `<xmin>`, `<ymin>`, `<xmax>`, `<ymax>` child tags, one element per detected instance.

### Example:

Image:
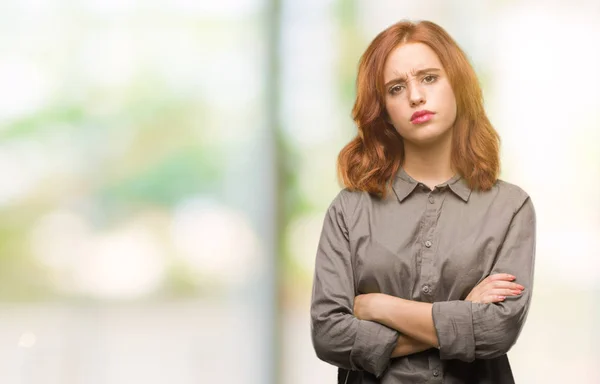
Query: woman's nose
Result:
<box><xmin>409</xmin><ymin>85</ymin><xmax>426</xmax><ymax>107</ymax></box>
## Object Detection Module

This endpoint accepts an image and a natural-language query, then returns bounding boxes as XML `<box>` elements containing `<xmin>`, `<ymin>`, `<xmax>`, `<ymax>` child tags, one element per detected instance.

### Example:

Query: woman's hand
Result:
<box><xmin>465</xmin><ymin>273</ymin><xmax>524</xmax><ymax>304</ymax></box>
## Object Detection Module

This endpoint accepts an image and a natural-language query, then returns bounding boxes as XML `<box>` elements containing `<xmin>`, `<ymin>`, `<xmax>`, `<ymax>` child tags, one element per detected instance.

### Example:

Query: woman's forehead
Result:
<box><xmin>383</xmin><ymin>43</ymin><xmax>444</xmax><ymax>80</ymax></box>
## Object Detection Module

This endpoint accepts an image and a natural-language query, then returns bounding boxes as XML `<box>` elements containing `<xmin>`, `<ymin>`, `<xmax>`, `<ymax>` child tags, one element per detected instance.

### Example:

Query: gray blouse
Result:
<box><xmin>310</xmin><ymin>168</ymin><xmax>536</xmax><ymax>383</ymax></box>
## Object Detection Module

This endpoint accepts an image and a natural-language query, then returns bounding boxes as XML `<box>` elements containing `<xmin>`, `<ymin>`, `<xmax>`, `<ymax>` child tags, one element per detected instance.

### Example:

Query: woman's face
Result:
<box><xmin>383</xmin><ymin>42</ymin><xmax>457</xmax><ymax>146</ymax></box>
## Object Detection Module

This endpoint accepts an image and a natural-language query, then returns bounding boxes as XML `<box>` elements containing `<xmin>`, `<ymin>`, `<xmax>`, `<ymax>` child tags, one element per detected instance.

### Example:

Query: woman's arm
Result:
<box><xmin>355</xmin><ymin>196</ymin><xmax>536</xmax><ymax>362</ymax></box>
<box><xmin>354</xmin><ymin>273</ymin><xmax>524</xmax><ymax>348</ymax></box>
<box><xmin>355</xmin><ymin>294</ymin><xmax>439</xmax><ymax>347</ymax></box>
<box><xmin>311</xmin><ymin>190</ymin><xmax>399</xmax><ymax>378</ymax></box>
<box><xmin>432</xmin><ymin>197</ymin><xmax>536</xmax><ymax>361</ymax></box>
<box><xmin>391</xmin><ymin>332</ymin><xmax>434</xmax><ymax>358</ymax></box>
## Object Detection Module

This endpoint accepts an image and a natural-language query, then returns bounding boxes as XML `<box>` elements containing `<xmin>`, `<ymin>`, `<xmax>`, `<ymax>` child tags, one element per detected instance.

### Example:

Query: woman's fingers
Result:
<box><xmin>481</xmin><ymin>294</ymin><xmax>506</xmax><ymax>304</ymax></box>
<box><xmin>487</xmin><ymin>273</ymin><xmax>516</xmax><ymax>282</ymax></box>
<box><xmin>469</xmin><ymin>274</ymin><xmax>524</xmax><ymax>304</ymax></box>
<box><xmin>478</xmin><ymin>274</ymin><xmax>519</xmax><ymax>290</ymax></box>
<box><xmin>489</xmin><ymin>281</ymin><xmax>525</xmax><ymax>290</ymax></box>
<box><xmin>479</xmin><ymin>289</ymin><xmax>523</xmax><ymax>303</ymax></box>
<box><xmin>479</xmin><ymin>280</ymin><xmax>524</xmax><ymax>291</ymax></box>
<box><xmin>490</xmin><ymin>288</ymin><xmax>522</xmax><ymax>297</ymax></box>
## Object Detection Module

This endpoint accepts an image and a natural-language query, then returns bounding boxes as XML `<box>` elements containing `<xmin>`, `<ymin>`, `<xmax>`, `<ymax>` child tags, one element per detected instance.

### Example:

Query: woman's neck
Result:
<box><xmin>402</xmin><ymin>135</ymin><xmax>454</xmax><ymax>189</ymax></box>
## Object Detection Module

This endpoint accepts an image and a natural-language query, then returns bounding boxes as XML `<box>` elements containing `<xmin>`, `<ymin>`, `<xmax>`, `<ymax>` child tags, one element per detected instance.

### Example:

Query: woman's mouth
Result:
<box><xmin>410</xmin><ymin>110</ymin><xmax>435</xmax><ymax>124</ymax></box>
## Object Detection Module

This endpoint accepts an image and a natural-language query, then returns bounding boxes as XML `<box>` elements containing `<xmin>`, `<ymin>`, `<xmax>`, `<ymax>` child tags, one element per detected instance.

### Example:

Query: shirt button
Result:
<box><xmin>425</xmin><ymin>240</ymin><xmax>432</xmax><ymax>248</ymax></box>
<box><xmin>428</xmin><ymin>196</ymin><xmax>434</xmax><ymax>204</ymax></box>
<box><xmin>422</xmin><ymin>285</ymin><xmax>431</xmax><ymax>294</ymax></box>
<box><xmin>433</xmin><ymin>369</ymin><xmax>440</xmax><ymax>377</ymax></box>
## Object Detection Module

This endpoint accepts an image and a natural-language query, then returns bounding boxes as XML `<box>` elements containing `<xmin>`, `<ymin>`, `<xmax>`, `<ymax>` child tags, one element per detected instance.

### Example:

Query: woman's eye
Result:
<box><xmin>390</xmin><ymin>85</ymin><xmax>404</xmax><ymax>94</ymax></box>
<box><xmin>423</xmin><ymin>75</ymin><xmax>437</xmax><ymax>83</ymax></box>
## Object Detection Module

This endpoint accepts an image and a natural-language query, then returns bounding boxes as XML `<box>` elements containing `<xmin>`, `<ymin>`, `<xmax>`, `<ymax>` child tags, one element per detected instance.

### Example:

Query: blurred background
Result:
<box><xmin>0</xmin><ymin>0</ymin><xmax>598</xmax><ymax>383</ymax></box>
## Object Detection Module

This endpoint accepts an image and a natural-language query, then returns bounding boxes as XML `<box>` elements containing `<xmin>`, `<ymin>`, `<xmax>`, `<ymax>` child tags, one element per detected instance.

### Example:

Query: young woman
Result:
<box><xmin>310</xmin><ymin>20</ymin><xmax>536</xmax><ymax>384</ymax></box>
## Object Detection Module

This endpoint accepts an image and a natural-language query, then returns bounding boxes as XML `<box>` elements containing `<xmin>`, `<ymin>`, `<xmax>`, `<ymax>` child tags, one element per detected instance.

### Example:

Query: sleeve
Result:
<box><xmin>431</xmin><ymin>195</ymin><xmax>536</xmax><ymax>362</ymax></box>
<box><xmin>310</xmin><ymin>190</ymin><xmax>399</xmax><ymax>377</ymax></box>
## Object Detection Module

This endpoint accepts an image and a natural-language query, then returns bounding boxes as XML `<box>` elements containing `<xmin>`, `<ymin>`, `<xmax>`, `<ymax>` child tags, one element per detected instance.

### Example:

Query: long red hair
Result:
<box><xmin>337</xmin><ymin>20</ymin><xmax>500</xmax><ymax>198</ymax></box>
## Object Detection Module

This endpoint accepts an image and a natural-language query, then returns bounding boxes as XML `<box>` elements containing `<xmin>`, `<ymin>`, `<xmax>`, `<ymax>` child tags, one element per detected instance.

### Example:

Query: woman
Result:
<box><xmin>310</xmin><ymin>20</ymin><xmax>536</xmax><ymax>384</ymax></box>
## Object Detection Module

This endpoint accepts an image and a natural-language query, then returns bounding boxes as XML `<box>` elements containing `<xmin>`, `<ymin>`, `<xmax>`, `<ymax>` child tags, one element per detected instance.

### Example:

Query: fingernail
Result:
<box><xmin>499</xmin><ymin>296</ymin><xmax>506</xmax><ymax>300</ymax></box>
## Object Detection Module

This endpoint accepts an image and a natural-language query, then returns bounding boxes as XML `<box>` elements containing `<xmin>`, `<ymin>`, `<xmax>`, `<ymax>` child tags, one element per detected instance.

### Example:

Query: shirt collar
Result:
<box><xmin>447</xmin><ymin>175</ymin><xmax>472</xmax><ymax>202</ymax></box>
<box><xmin>391</xmin><ymin>168</ymin><xmax>420</xmax><ymax>202</ymax></box>
<box><xmin>391</xmin><ymin>167</ymin><xmax>472</xmax><ymax>203</ymax></box>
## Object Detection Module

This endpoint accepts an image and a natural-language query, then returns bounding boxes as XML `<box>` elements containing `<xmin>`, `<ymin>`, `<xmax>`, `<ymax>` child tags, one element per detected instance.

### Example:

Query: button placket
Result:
<box><xmin>419</xmin><ymin>188</ymin><xmax>441</xmax><ymax>302</ymax></box>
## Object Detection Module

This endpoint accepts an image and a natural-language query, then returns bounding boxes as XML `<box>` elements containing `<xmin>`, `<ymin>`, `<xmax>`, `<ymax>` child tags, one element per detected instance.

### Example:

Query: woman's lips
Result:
<box><xmin>411</xmin><ymin>112</ymin><xmax>434</xmax><ymax>124</ymax></box>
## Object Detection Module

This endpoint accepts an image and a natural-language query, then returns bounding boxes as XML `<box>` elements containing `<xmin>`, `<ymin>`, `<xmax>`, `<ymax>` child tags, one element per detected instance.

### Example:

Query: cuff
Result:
<box><xmin>432</xmin><ymin>301</ymin><xmax>476</xmax><ymax>362</ymax></box>
<box><xmin>350</xmin><ymin>320</ymin><xmax>399</xmax><ymax>377</ymax></box>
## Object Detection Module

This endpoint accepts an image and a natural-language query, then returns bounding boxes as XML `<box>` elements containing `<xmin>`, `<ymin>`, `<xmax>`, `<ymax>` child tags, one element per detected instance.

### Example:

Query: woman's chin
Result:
<box><xmin>405</xmin><ymin>129</ymin><xmax>451</xmax><ymax>147</ymax></box>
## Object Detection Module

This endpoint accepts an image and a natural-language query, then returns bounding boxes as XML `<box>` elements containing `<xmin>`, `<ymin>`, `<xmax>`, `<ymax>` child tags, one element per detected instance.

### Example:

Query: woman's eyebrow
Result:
<box><xmin>384</xmin><ymin>67</ymin><xmax>441</xmax><ymax>88</ymax></box>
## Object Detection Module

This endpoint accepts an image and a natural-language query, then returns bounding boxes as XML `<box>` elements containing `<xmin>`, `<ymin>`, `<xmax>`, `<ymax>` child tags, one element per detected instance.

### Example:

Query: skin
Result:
<box><xmin>383</xmin><ymin>42</ymin><xmax>457</xmax><ymax>147</ymax></box>
<box><xmin>351</xmin><ymin>43</ymin><xmax>525</xmax><ymax>358</ymax></box>
<box><xmin>383</xmin><ymin>42</ymin><xmax>458</xmax><ymax>188</ymax></box>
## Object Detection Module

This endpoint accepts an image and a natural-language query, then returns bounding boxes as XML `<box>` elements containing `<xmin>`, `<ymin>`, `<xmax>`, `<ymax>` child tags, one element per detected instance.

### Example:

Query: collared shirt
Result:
<box><xmin>310</xmin><ymin>168</ymin><xmax>536</xmax><ymax>383</ymax></box>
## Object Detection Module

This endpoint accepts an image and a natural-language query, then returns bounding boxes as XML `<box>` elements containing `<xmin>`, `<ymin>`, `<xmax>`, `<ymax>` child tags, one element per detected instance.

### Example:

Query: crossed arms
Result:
<box><xmin>310</xmin><ymin>193</ymin><xmax>536</xmax><ymax>378</ymax></box>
